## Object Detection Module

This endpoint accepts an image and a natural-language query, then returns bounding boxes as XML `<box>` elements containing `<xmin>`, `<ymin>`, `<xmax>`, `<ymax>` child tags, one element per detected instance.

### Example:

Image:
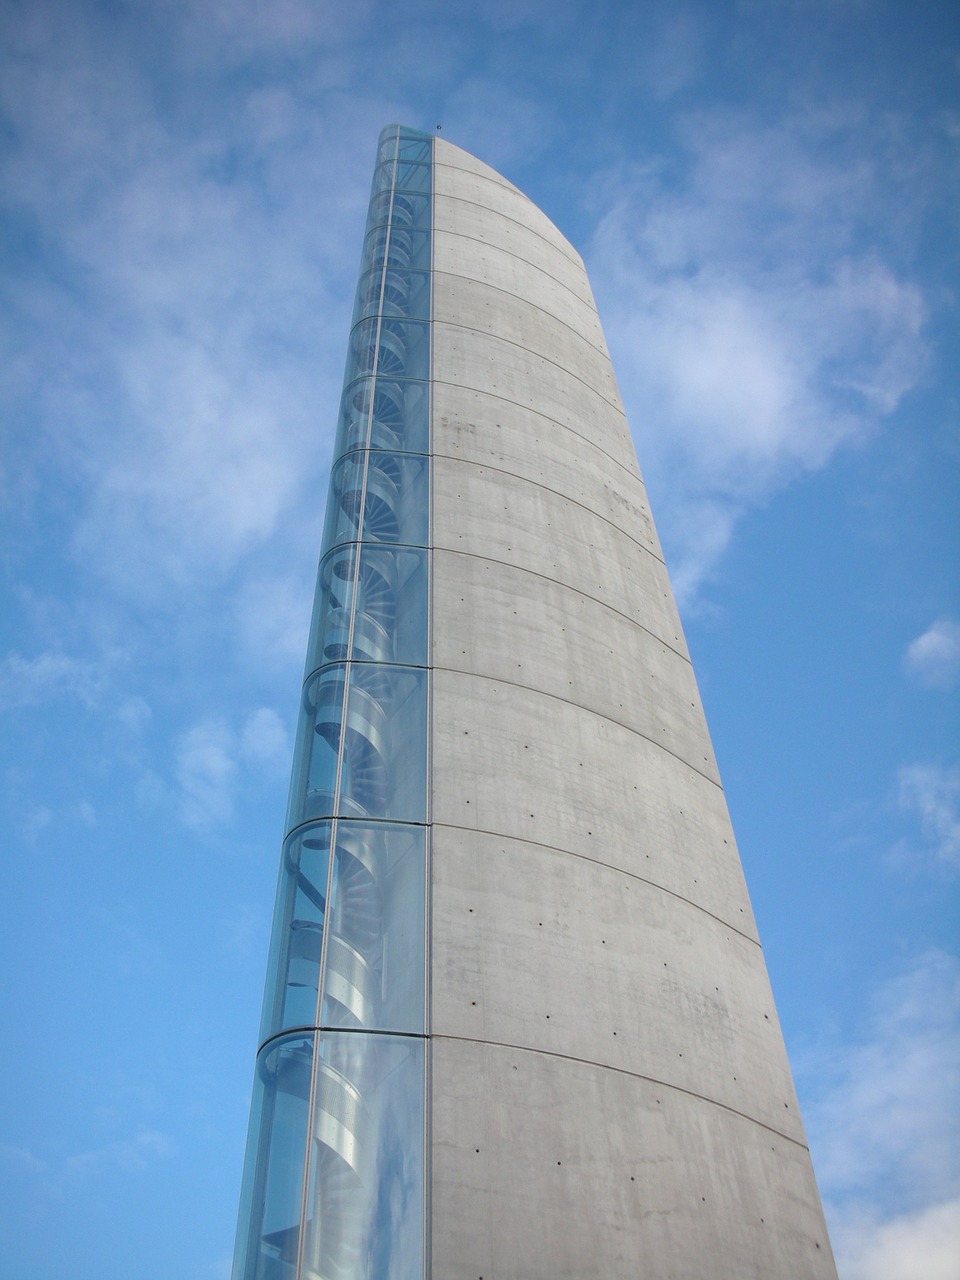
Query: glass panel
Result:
<box><xmin>394</xmin><ymin>161</ymin><xmax>430</xmax><ymax>194</ymax></box>
<box><xmin>323</xmin><ymin>452</ymin><xmax>428</xmax><ymax>550</ymax></box>
<box><xmin>353</xmin><ymin>266</ymin><xmax>430</xmax><ymax>325</ymax></box>
<box><xmin>305</xmin><ymin>545</ymin><xmax>428</xmax><ymax>678</ymax></box>
<box><xmin>363</xmin><ymin>224</ymin><xmax>431</xmax><ymax>275</ymax></box>
<box><xmin>357</xmin><ymin>225</ymin><xmax>387</xmax><ymax>283</ymax></box>
<box><xmin>386</xmin><ymin>190</ymin><xmax>430</xmax><ymax>228</ymax></box>
<box><xmin>321</xmin><ymin>451</ymin><xmax>364</xmax><ymax>549</ymax></box>
<box><xmin>361</xmin><ymin>452</ymin><xmax>428</xmax><ymax>545</ymax></box>
<box><xmin>353</xmin><ymin>264</ymin><xmax>383</xmax><ymax>324</ymax></box>
<box><xmin>287</xmin><ymin>666</ymin><xmax>346</xmax><ymax>831</ymax></box>
<box><xmin>260</xmin><ymin>823</ymin><xmax>332</xmax><ymax>1041</ymax></box>
<box><xmin>377</xmin><ymin>317</ymin><xmax>429</xmax><ymax>381</ymax></box>
<box><xmin>336</xmin><ymin>378</ymin><xmax>429</xmax><ymax>457</ymax></box>
<box><xmin>339</xmin><ymin>665</ymin><xmax>427</xmax><ymax>822</ymax></box>
<box><xmin>299</xmin><ymin>1033</ymin><xmax>425</xmax><ymax>1280</ymax></box>
<box><xmin>232</xmin><ymin>1034</ymin><xmax>314</xmax><ymax>1280</ymax></box>
<box><xmin>397</xmin><ymin>135</ymin><xmax>431</xmax><ymax>163</ymax></box>
<box><xmin>321</xmin><ymin>822</ymin><xmax>426</xmax><ymax>1033</ymax></box>
<box><xmin>366</xmin><ymin>187</ymin><xmax>394</xmax><ymax>230</ymax></box>
<box><xmin>353</xmin><ymin>545</ymin><xmax>427</xmax><ymax>666</ymax></box>
<box><xmin>348</xmin><ymin>317</ymin><xmax>430</xmax><ymax>383</ymax></box>
<box><xmin>378</xmin><ymin>129</ymin><xmax>399</xmax><ymax>164</ymax></box>
<box><xmin>348</xmin><ymin>317</ymin><xmax>380</xmax><ymax>380</ymax></box>
<box><xmin>306</xmin><ymin>544</ymin><xmax>356</xmax><ymax>670</ymax></box>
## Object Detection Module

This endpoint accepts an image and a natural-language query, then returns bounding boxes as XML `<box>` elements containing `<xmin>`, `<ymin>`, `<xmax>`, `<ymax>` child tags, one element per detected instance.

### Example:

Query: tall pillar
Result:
<box><xmin>232</xmin><ymin>124</ymin><xmax>837</xmax><ymax>1280</ymax></box>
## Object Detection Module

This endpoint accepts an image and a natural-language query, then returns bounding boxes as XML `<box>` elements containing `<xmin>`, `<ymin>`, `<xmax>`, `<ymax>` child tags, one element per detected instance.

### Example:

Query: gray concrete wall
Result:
<box><xmin>428</xmin><ymin>137</ymin><xmax>836</xmax><ymax>1279</ymax></box>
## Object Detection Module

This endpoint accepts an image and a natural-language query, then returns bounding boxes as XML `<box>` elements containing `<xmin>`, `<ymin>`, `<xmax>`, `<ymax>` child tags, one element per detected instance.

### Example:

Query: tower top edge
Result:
<box><xmin>379</xmin><ymin>125</ymin><xmax>584</xmax><ymax>267</ymax></box>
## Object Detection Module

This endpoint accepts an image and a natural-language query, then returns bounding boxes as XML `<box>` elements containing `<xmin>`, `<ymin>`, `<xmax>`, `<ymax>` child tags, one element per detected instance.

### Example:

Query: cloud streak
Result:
<box><xmin>799</xmin><ymin>951</ymin><xmax>960</xmax><ymax>1275</ymax></box>
<box><xmin>904</xmin><ymin>619</ymin><xmax>960</xmax><ymax>691</ymax></box>
<box><xmin>587</xmin><ymin>107</ymin><xmax>928</xmax><ymax>603</ymax></box>
<box><xmin>896</xmin><ymin>763</ymin><xmax>960</xmax><ymax>870</ymax></box>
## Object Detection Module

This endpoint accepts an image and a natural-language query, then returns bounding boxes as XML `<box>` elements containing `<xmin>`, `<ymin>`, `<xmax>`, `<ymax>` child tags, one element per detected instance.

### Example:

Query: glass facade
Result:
<box><xmin>233</xmin><ymin>124</ymin><xmax>433</xmax><ymax>1280</ymax></box>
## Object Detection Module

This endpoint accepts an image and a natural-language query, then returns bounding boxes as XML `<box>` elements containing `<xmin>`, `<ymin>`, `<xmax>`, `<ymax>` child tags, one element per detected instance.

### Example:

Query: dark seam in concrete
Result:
<box><xmin>432</xmin><ymin>822</ymin><xmax>757</xmax><ymax>945</ymax></box>
<box><xmin>432</xmin><ymin>180</ymin><xmax>581</xmax><ymax>268</ymax></box>
<box><xmin>429</xmin><ymin>377</ymin><xmax>638</xmax><ymax>484</ymax></box>
<box><xmin>432</xmin><ymin>666</ymin><xmax>721</xmax><ymax>789</ymax></box>
<box><xmin>432</xmin><ymin>542</ymin><xmax>680</xmax><ymax>660</ymax></box>
<box><xmin>434</xmin><ymin>318</ymin><xmax>624</xmax><ymax>416</ymax></box>
<box><xmin>431</xmin><ymin>1035</ymin><xmax>806</xmax><ymax>1149</ymax></box>
<box><xmin>431</xmin><ymin>450</ymin><xmax>667</xmax><ymax>571</ymax></box>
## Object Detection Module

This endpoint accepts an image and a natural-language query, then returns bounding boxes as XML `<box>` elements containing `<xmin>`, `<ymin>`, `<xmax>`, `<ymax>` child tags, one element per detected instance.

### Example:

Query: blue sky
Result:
<box><xmin>0</xmin><ymin>1</ymin><xmax>957</xmax><ymax>1277</ymax></box>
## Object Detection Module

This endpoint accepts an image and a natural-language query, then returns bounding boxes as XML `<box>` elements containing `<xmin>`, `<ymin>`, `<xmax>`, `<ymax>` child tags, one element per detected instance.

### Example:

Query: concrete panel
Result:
<box><xmin>433</xmin><ymin>193</ymin><xmax>594</xmax><ymax>304</ymax></box>
<box><xmin>432</xmin><ymin>379</ymin><xmax>664</xmax><ymax>562</ymax></box>
<box><xmin>434</xmin><ymin>155</ymin><xmax>580</xmax><ymax>266</ymax></box>
<box><xmin>433</xmin><ymin>323</ymin><xmax>636</xmax><ymax>466</ymax></box>
<box><xmin>427</xmin><ymin>135</ymin><xmax>836</xmax><ymax>1279</ymax></box>
<box><xmin>432</xmin><ymin>455</ymin><xmax>683</xmax><ymax>650</ymax></box>
<box><xmin>434</xmin><ymin>277</ymin><xmax>618</xmax><ymax>404</ymax></box>
<box><xmin>432</xmin><ymin>549</ymin><xmax>716</xmax><ymax>780</ymax></box>
<box><xmin>433</xmin><ymin>233</ymin><xmax>608</xmax><ymax>352</ymax></box>
<box><xmin>431</xmin><ymin>1038</ymin><xmax>837</xmax><ymax>1280</ymax></box>
<box><xmin>434</xmin><ymin>136</ymin><xmax>523</xmax><ymax>195</ymax></box>
<box><xmin>430</xmin><ymin>826</ymin><xmax>796</xmax><ymax>1133</ymax></box>
<box><xmin>430</xmin><ymin>669</ymin><xmax>755</xmax><ymax>933</ymax></box>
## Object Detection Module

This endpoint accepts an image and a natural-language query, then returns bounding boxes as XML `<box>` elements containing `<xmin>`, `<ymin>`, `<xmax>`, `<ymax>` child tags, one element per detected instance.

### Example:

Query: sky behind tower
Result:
<box><xmin>0</xmin><ymin>2</ymin><xmax>957</xmax><ymax>1278</ymax></box>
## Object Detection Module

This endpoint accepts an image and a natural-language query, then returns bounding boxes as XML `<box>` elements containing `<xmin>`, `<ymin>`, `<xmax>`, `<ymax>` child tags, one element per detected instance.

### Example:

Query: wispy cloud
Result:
<box><xmin>587</xmin><ymin>107</ymin><xmax>929</xmax><ymax>604</ymax></box>
<box><xmin>1</xmin><ymin>1</ymin><xmax>369</xmax><ymax>600</ymax></box>
<box><xmin>0</xmin><ymin>649</ymin><xmax>110</xmax><ymax>709</ymax></box>
<box><xmin>240</xmin><ymin>706</ymin><xmax>290</xmax><ymax>771</ymax></box>
<box><xmin>830</xmin><ymin>1196</ymin><xmax>960</xmax><ymax>1280</ymax></box>
<box><xmin>174</xmin><ymin>706</ymin><xmax>290</xmax><ymax>831</ymax></box>
<box><xmin>799</xmin><ymin>951</ymin><xmax>960</xmax><ymax>1273</ymax></box>
<box><xmin>65</xmin><ymin>1129</ymin><xmax>175</xmax><ymax>1176</ymax></box>
<box><xmin>896</xmin><ymin>763</ymin><xmax>960</xmax><ymax>870</ymax></box>
<box><xmin>904</xmin><ymin>618</ymin><xmax>960</xmax><ymax>691</ymax></box>
<box><xmin>175</xmin><ymin>718</ymin><xmax>237</xmax><ymax>831</ymax></box>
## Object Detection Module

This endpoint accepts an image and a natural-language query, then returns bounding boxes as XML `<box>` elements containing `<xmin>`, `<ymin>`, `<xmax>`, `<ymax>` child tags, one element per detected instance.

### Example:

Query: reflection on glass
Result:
<box><xmin>321</xmin><ymin>822</ymin><xmax>426</xmax><ymax>1033</ymax></box>
<box><xmin>353</xmin><ymin>266</ymin><xmax>430</xmax><ymax>325</ymax></box>
<box><xmin>300</xmin><ymin>1034</ymin><xmax>425</xmax><ymax>1280</ymax></box>
<box><xmin>262</xmin><ymin>821</ymin><xmax>425</xmax><ymax>1044</ymax></box>
<box><xmin>335</xmin><ymin>377</ymin><xmax>429</xmax><ymax>457</ymax></box>
<box><xmin>232</xmin><ymin>1034</ymin><xmax>313</xmax><ymax>1280</ymax></box>
<box><xmin>261</xmin><ymin>823</ymin><xmax>331</xmax><ymax>1042</ymax></box>
<box><xmin>338</xmin><ymin>664</ymin><xmax>427</xmax><ymax>822</ymax></box>
<box><xmin>235</xmin><ymin>124</ymin><xmax>431</xmax><ymax>1280</ymax></box>
<box><xmin>349</xmin><ymin>317</ymin><xmax>430</xmax><ymax>383</ymax></box>
<box><xmin>322</xmin><ymin>452</ymin><xmax>428</xmax><ymax>551</ymax></box>
<box><xmin>362</xmin><ymin>224</ymin><xmax>431</xmax><ymax>276</ymax></box>
<box><xmin>287</xmin><ymin>664</ymin><xmax>427</xmax><ymax>833</ymax></box>
<box><xmin>305</xmin><ymin>544</ymin><xmax>428</xmax><ymax>678</ymax></box>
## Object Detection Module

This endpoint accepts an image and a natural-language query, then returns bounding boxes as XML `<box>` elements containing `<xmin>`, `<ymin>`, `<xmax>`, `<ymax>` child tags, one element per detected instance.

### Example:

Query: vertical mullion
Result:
<box><xmin>293</xmin><ymin>124</ymin><xmax>402</xmax><ymax>1280</ymax></box>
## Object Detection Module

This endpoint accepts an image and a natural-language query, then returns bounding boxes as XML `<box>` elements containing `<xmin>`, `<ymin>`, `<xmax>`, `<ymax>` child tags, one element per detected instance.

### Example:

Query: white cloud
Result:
<box><xmin>587</xmin><ymin>110</ymin><xmax>928</xmax><ymax>604</ymax></box>
<box><xmin>175</xmin><ymin>718</ymin><xmax>237</xmax><ymax>831</ymax></box>
<box><xmin>0</xmin><ymin>649</ymin><xmax>108</xmax><ymax>709</ymax></box>
<box><xmin>0</xmin><ymin>1142</ymin><xmax>47</xmax><ymax>1175</ymax></box>
<box><xmin>896</xmin><ymin>763</ymin><xmax>960</xmax><ymax>869</ymax></box>
<box><xmin>174</xmin><ymin>707</ymin><xmax>291</xmax><ymax>830</ymax></box>
<box><xmin>442</xmin><ymin>79</ymin><xmax>555</xmax><ymax>171</ymax></box>
<box><xmin>800</xmin><ymin>951</ymin><xmax>960</xmax><ymax>1268</ymax></box>
<box><xmin>219</xmin><ymin>903</ymin><xmax>270</xmax><ymax>963</ymax></box>
<box><xmin>0</xmin><ymin>2</ymin><xmax>361</xmax><ymax>599</ymax></box>
<box><xmin>65</xmin><ymin>1129</ymin><xmax>175</xmax><ymax>1176</ymax></box>
<box><xmin>240</xmin><ymin>707</ymin><xmax>290</xmax><ymax>770</ymax></box>
<box><xmin>904</xmin><ymin>619</ymin><xmax>960</xmax><ymax>690</ymax></box>
<box><xmin>831</xmin><ymin>1196</ymin><xmax>960</xmax><ymax>1280</ymax></box>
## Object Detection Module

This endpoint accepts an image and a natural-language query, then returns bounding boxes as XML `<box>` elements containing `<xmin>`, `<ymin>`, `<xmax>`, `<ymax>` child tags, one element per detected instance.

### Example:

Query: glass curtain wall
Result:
<box><xmin>233</xmin><ymin>125</ymin><xmax>433</xmax><ymax>1280</ymax></box>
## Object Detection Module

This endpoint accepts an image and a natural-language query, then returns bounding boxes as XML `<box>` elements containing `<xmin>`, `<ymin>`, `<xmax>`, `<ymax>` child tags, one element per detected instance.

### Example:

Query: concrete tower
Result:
<box><xmin>232</xmin><ymin>125</ymin><xmax>837</xmax><ymax>1280</ymax></box>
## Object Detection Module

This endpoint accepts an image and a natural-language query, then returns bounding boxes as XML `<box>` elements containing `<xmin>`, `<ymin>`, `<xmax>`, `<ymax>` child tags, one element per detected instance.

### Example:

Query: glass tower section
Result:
<box><xmin>232</xmin><ymin>124</ymin><xmax>433</xmax><ymax>1280</ymax></box>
